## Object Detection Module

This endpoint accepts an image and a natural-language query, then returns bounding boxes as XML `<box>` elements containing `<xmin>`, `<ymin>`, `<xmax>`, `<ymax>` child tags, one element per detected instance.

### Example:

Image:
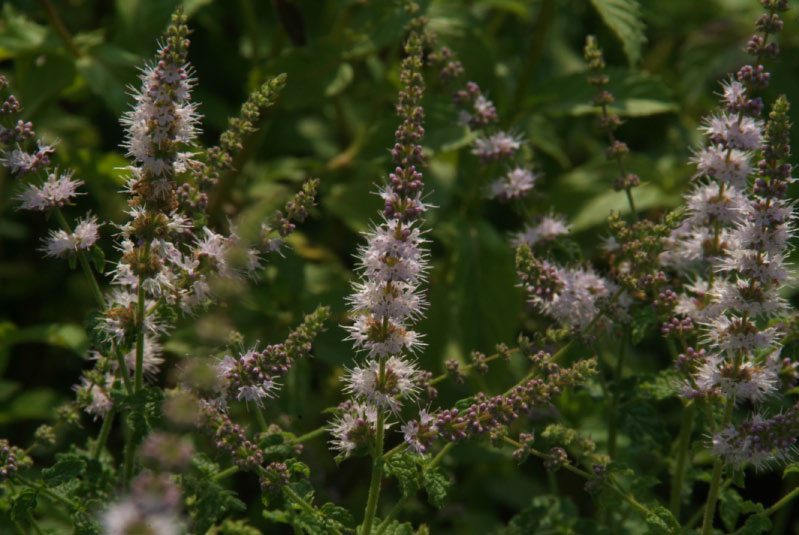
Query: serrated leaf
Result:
<box><xmin>422</xmin><ymin>467</ymin><xmax>450</xmax><ymax>509</ymax></box>
<box><xmin>631</xmin><ymin>306</ymin><xmax>657</xmax><ymax>345</ymax></box>
<box><xmin>740</xmin><ymin>514</ymin><xmax>771</xmax><ymax>535</ymax></box>
<box><xmin>11</xmin><ymin>489</ymin><xmax>38</xmax><ymax>524</ymax></box>
<box><xmin>739</xmin><ymin>500</ymin><xmax>765</xmax><ymax>515</ymax></box>
<box><xmin>645</xmin><ymin>505</ymin><xmax>680</xmax><ymax>535</ymax></box>
<box><xmin>319</xmin><ymin>503</ymin><xmax>353</xmax><ymax>527</ymax></box>
<box><xmin>183</xmin><ymin>471</ymin><xmax>246</xmax><ymax>534</ymax></box>
<box><xmin>589</xmin><ymin>0</ymin><xmax>646</xmax><ymax>65</ymax></box>
<box><xmin>385</xmin><ymin>454</ymin><xmax>420</xmax><ymax>498</ymax></box>
<box><xmin>42</xmin><ymin>453</ymin><xmax>86</xmax><ymax>486</ymax></box>
<box><xmin>381</xmin><ymin>521</ymin><xmax>414</xmax><ymax>535</ymax></box>
<box><xmin>719</xmin><ymin>488</ymin><xmax>743</xmax><ymax>532</ymax></box>
<box><xmin>783</xmin><ymin>461</ymin><xmax>799</xmax><ymax>478</ymax></box>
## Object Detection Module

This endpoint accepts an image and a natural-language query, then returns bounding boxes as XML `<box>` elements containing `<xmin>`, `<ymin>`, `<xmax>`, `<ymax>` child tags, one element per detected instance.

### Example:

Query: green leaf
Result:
<box><xmin>42</xmin><ymin>453</ymin><xmax>86</xmax><ymax>486</ymax></box>
<box><xmin>183</xmin><ymin>467</ymin><xmax>246</xmax><ymax>535</ymax></box>
<box><xmin>319</xmin><ymin>503</ymin><xmax>353</xmax><ymax>527</ymax></box>
<box><xmin>640</xmin><ymin>369</ymin><xmax>680</xmax><ymax>400</ymax></box>
<box><xmin>75</xmin><ymin>44</ymin><xmax>139</xmax><ymax>115</ymax></box>
<box><xmin>589</xmin><ymin>0</ymin><xmax>646</xmax><ymax>65</ymax></box>
<box><xmin>719</xmin><ymin>488</ymin><xmax>743</xmax><ymax>532</ymax></box>
<box><xmin>0</xmin><ymin>5</ymin><xmax>47</xmax><ymax>58</ymax></box>
<box><xmin>783</xmin><ymin>461</ymin><xmax>799</xmax><ymax>478</ymax></box>
<box><xmin>740</xmin><ymin>514</ymin><xmax>771</xmax><ymax>535</ymax></box>
<box><xmin>11</xmin><ymin>489</ymin><xmax>38</xmax><ymax>526</ymax></box>
<box><xmin>645</xmin><ymin>505</ymin><xmax>680</xmax><ymax>535</ymax></box>
<box><xmin>422</xmin><ymin>467</ymin><xmax>450</xmax><ymax>509</ymax></box>
<box><xmin>498</xmin><ymin>495</ymin><xmax>579</xmax><ymax>535</ymax></box>
<box><xmin>452</xmin><ymin>221</ymin><xmax>521</xmax><ymax>354</ymax></box>
<box><xmin>385</xmin><ymin>453</ymin><xmax>420</xmax><ymax>498</ymax></box>
<box><xmin>631</xmin><ymin>306</ymin><xmax>657</xmax><ymax>345</ymax></box>
<box><xmin>324</xmin><ymin>62</ymin><xmax>354</xmax><ymax>97</ymax></box>
<box><xmin>381</xmin><ymin>521</ymin><xmax>414</xmax><ymax>535</ymax></box>
<box><xmin>91</xmin><ymin>245</ymin><xmax>106</xmax><ymax>274</ymax></box>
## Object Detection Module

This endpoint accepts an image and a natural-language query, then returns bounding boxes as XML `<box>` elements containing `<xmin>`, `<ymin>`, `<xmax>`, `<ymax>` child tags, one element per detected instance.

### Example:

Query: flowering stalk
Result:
<box><xmin>584</xmin><ymin>35</ymin><xmax>639</xmax><ymax>221</ymax></box>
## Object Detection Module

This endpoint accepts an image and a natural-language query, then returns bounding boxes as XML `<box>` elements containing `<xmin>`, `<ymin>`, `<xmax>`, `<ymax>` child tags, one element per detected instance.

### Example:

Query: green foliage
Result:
<box><xmin>589</xmin><ymin>0</ymin><xmax>647</xmax><ymax>65</ymax></box>
<box><xmin>183</xmin><ymin>456</ymin><xmax>247</xmax><ymax>535</ymax></box>
<box><xmin>385</xmin><ymin>453</ymin><xmax>421</xmax><ymax>498</ymax></box>
<box><xmin>421</xmin><ymin>467</ymin><xmax>450</xmax><ymax>509</ymax></box>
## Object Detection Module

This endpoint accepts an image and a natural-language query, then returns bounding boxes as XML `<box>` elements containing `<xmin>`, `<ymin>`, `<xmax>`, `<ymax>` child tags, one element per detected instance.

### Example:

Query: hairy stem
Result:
<box><xmin>670</xmin><ymin>402</ymin><xmax>695</xmax><ymax>519</ymax></box>
<box><xmin>92</xmin><ymin>409</ymin><xmax>114</xmax><ymax>460</ymax></box>
<box><xmin>607</xmin><ymin>329</ymin><xmax>628</xmax><ymax>459</ymax></box>
<box><xmin>700</xmin><ymin>391</ymin><xmax>736</xmax><ymax>535</ymax></box>
<box><xmin>361</xmin><ymin>359</ymin><xmax>387</xmax><ymax>535</ymax></box>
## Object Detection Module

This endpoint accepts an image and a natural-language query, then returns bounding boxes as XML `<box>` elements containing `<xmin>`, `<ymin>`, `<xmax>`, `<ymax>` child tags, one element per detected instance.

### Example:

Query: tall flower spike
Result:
<box><xmin>121</xmin><ymin>8</ymin><xmax>199</xmax><ymax>214</ymax></box>
<box><xmin>336</xmin><ymin>31</ymin><xmax>430</xmax><ymax>455</ymax></box>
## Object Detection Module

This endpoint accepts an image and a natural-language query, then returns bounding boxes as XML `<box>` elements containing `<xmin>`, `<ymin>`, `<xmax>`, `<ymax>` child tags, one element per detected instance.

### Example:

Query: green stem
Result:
<box><xmin>669</xmin><ymin>402</ymin><xmax>695</xmax><ymax>519</ymax></box>
<box><xmin>37</xmin><ymin>0</ymin><xmax>82</xmax><ymax>58</ymax></box>
<box><xmin>213</xmin><ymin>465</ymin><xmax>240</xmax><ymax>482</ymax></box>
<box><xmin>764</xmin><ymin>484</ymin><xmax>799</xmax><ymax>517</ymax></box>
<box><xmin>92</xmin><ymin>409</ymin><xmax>114</xmax><ymax>460</ymax></box>
<box><xmin>700</xmin><ymin>392</ymin><xmax>736</xmax><ymax>535</ymax></box>
<box><xmin>122</xmin><ymin>421</ymin><xmax>135</xmax><ymax>490</ymax></box>
<box><xmin>113</xmin><ymin>347</ymin><xmax>134</xmax><ymax>395</ymax></box>
<box><xmin>134</xmin><ymin>271</ymin><xmax>146</xmax><ymax>393</ymax></box>
<box><xmin>361</xmin><ymin>360</ymin><xmax>387</xmax><ymax>535</ymax></box>
<box><xmin>292</xmin><ymin>426</ymin><xmax>327</xmax><ymax>445</ymax></box>
<box><xmin>14</xmin><ymin>475</ymin><xmax>77</xmax><ymax>510</ymax></box>
<box><xmin>254</xmin><ymin>405</ymin><xmax>269</xmax><ymax>433</ymax></box>
<box><xmin>607</xmin><ymin>329</ymin><xmax>627</xmax><ymax>459</ymax></box>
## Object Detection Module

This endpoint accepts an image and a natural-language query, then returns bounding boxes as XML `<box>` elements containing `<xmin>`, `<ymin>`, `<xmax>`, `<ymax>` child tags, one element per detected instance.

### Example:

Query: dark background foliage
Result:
<box><xmin>1</xmin><ymin>0</ymin><xmax>799</xmax><ymax>533</ymax></box>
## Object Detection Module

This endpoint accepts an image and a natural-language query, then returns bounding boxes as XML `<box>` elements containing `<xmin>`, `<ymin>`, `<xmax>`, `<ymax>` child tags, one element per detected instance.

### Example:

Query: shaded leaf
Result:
<box><xmin>589</xmin><ymin>0</ymin><xmax>647</xmax><ymax>65</ymax></box>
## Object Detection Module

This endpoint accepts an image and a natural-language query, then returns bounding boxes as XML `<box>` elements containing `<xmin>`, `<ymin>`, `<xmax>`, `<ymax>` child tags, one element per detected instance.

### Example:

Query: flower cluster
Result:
<box><xmin>333</xmin><ymin>31</ymin><xmax>431</xmax><ymax>458</ymax></box>
<box><xmin>661</xmin><ymin>0</ymin><xmax>796</xmax><ymax>469</ymax></box>
<box><xmin>402</xmin><ymin>353</ymin><xmax>596</xmax><ymax>454</ymax></box>
<box><xmin>215</xmin><ymin>306</ymin><xmax>329</xmax><ymax>408</ymax></box>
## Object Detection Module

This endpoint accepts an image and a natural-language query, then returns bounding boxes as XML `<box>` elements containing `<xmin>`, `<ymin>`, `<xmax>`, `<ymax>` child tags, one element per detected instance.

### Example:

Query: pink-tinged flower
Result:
<box><xmin>402</xmin><ymin>409</ymin><xmax>438</xmax><ymax>454</ymax></box>
<box><xmin>684</xmin><ymin>182</ymin><xmax>747</xmax><ymax>226</ymax></box>
<box><xmin>488</xmin><ymin>167</ymin><xmax>538</xmax><ymax>201</ymax></box>
<box><xmin>343</xmin><ymin>355</ymin><xmax>421</xmax><ymax>412</ymax></box>
<box><xmin>329</xmin><ymin>401</ymin><xmax>381</xmax><ymax>457</ymax></box>
<box><xmin>512</xmin><ymin>214</ymin><xmax>570</xmax><ymax>248</ymax></box>
<box><xmin>1</xmin><ymin>141</ymin><xmax>55</xmax><ymax>176</ymax></box>
<box><xmin>16</xmin><ymin>170</ymin><xmax>84</xmax><ymax>211</ymax></box>
<box><xmin>700</xmin><ymin>112</ymin><xmax>763</xmax><ymax>151</ymax></box>
<box><xmin>41</xmin><ymin>214</ymin><xmax>101</xmax><ymax>258</ymax></box>
<box><xmin>692</xmin><ymin>144</ymin><xmax>752</xmax><ymax>189</ymax></box>
<box><xmin>472</xmin><ymin>131</ymin><xmax>522</xmax><ymax>161</ymax></box>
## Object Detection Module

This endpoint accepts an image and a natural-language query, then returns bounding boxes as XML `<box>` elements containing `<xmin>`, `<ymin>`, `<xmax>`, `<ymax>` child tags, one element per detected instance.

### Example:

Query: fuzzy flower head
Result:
<box><xmin>41</xmin><ymin>214</ymin><xmax>101</xmax><ymax>258</ymax></box>
<box><xmin>472</xmin><ymin>131</ymin><xmax>522</xmax><ymax>161</ymax></box>
<box><xmin>684</xmin><ymin>182</ymin><xmax>747</xmax><ymax>226</ymax></box>
<box><xmin>700</xmin><ymin>112</ymin><xmax>763</xmax><ymax>151</ymax></box>
<box><xmin>488</xmin><ymin>167</ymin><xmax>538</xmax><ymax>201</ymax></box>
<box><xmin>402</xmin><ymin>409</ymin><xmax>439</xmax><ymax>454</ymax></box>
<box><xmin>329</xmin><ymin>401</ymin><xmax>380</xmax><ymax>458</ymax></box>
<box><xmin>695</xmin><ymin>352</ymin><xmax>779</xmax><ymax>402</ymax></box>
<box><xmin>343</xmin><ymin>356</ymin><xmax>421</xmax><ymax>412</ymax></box>
<box><xmin>692</xmin><ymin>144</ymin><xmax>752</xmax><ymax>189</ymax></box>
<box><xmin>512</xmin><ymin>214</ymin><xmax>570</xmax><ymax>248</ymax></box>
<box><xmin>16</xmin><ymin>169</ymin><xmax>84</xmax><ymax>211</ymax></box>
<box><xmin>357</xmin><ymin>219</ymin><xmax>428</xmax><ymax>285</ymax></box>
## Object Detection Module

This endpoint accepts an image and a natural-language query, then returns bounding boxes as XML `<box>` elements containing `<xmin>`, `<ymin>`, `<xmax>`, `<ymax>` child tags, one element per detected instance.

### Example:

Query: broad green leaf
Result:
<box><xmin>42</xmin><ymin>453</ymin><xmax>86</xmax><ymax>486</ymax></box>
<box><xmin>385</xmin><ymin>453</ymin><xmax>420</xmax><ymax>498</ymax></box>
<box><xmin>645</xmin><ymin>506</ymin><xmax>680</xmax><ymax>535</ymax></box>
<box><xmin>422</xmin><ymin>467</ymin><xmax>450</xmax><ymax>509</ymax></box>
<box><xmin>589</xmin><ymin>0</ymin><xmax>647</xmax><ymax>65</ymax></box>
